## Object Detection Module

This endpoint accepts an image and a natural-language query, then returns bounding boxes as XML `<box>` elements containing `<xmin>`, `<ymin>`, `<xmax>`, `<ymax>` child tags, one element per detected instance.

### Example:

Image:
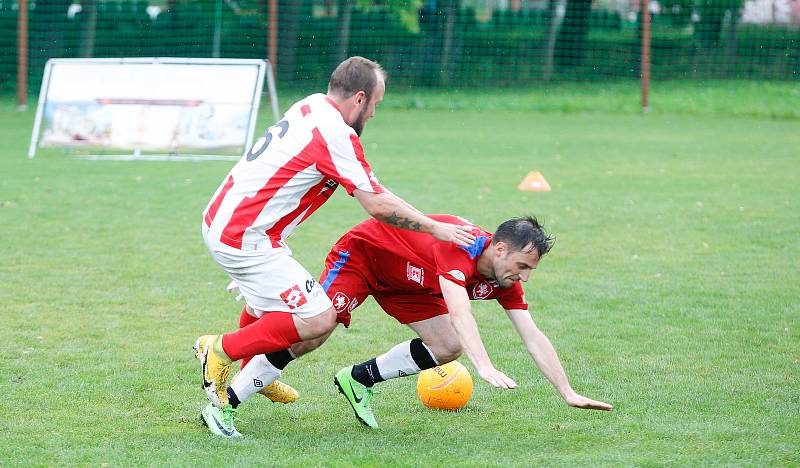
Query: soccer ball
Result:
<box><xmin>416</xmin><ymin>360</ymin><xmax>473</xmax><ymax>411</ymax></box>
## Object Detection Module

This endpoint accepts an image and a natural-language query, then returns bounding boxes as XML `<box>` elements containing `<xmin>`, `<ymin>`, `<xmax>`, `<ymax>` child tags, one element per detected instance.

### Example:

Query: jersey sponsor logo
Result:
<box><xmin>280</xmin><ymin>285</ymin><xmax>308</xmax><ymax>309</ymax></box>
<box><xmin>332</xmin><ymin>292</ymin><xmax>350</xmax><ymax>312</ymax></box>
<box><xmin>472</xmin><ymin>281</ymin><xmax>494</xmax><ymax>300</ymax></box>
<box><xmin>253</xmin><ymin>378</ymin><xmax>264</xmax><ymax>388</ymax></box>
<box><xmin>347</xmin><ymin>297</ymin><xmax>360</xmax><ymax>312</ymax></box>
<box><xmin>447</xmin><ymin>269</ymin><xmax>466</xmax><ymax>282</ymax></box>
<box><xmin>407</xmin><ymin>263</ymin><xmax>425</xmax><ymax>286</ymax></box>
<box><xmin>305</xmin><ymin>278</ymin><xmax>316</xmax><ymax>293</ymax></box>
<box><xmin>322</xmin><ymin>178</ymin><xmax>338</xmax><ymax>191</ymax></box>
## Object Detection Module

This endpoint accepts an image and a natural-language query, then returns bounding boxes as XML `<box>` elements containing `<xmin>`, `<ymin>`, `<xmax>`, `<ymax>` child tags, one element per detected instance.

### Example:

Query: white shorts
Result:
<box><xmin>202</xmin><ymin>225</ymin><xmax>332</xmax><ymax>319</ymax></box>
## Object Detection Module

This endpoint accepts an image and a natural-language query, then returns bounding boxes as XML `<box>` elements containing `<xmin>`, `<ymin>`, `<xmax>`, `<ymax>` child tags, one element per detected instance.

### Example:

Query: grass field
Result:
<box><xmin>1</xmin><ymin>82</ymin><xmax>799</xmax><ymax>465</ymax></box>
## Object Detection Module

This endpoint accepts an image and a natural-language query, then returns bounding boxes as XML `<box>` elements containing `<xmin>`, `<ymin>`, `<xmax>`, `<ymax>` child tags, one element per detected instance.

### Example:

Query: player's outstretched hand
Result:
<box><xmin>478</xmin><ymin>367</ymin><xmax>518</xmax><ymax>389</ymax></box>
<box><xmin>432</xmin><ymin>222</ymin><xmax>476</xmax><ymax>247</ymax></box>
<box><xmin>564</xmin><ymin>392</ymin><xmax>613</xmax><ymax>411</ymax></box>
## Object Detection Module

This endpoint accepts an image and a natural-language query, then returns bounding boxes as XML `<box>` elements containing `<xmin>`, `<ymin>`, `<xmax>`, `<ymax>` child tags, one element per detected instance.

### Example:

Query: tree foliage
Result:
<box><xmin>355</xmin><ymin>0</ymin><xmax>424</xmax><ymax>33</ymax></box>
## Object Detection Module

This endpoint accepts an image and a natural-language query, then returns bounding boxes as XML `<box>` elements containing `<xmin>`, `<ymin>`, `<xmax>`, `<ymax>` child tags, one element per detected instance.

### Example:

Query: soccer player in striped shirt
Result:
<box><xmin>193</xmin><ymin>57</ymin><xmax>476</xmax><ymax>436</ymax></box>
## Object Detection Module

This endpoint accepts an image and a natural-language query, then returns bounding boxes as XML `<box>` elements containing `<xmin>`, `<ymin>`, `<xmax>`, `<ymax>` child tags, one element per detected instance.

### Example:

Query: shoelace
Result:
<box><xmin>222</xmin><ymin>406</ymin><xmax>237</xmax><ymax>428</ymax></box>
<box><xmin>362</xmin><ymin>387</ymin><xmax>374</xmax><ymax>409</ymax></box>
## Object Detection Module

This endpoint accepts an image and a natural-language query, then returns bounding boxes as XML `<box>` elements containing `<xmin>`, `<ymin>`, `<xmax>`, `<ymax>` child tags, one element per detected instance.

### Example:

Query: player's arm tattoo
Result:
<box><xmin>378</xmin><ymin>211</ymin><xmax>422</xmax><ymax>231</ymax></box>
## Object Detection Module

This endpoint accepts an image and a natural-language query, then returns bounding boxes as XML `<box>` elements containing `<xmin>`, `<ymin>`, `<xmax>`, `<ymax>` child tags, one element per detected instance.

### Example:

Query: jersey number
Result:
<box><xmin>246</xmin><ymin>119</ymin><xmax>290</xmax><ymax>161</ymax></box>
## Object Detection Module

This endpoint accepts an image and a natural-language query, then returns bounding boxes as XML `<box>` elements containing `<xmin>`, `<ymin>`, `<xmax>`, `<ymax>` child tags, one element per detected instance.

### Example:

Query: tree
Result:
<box><xmin>695</xmin><ymin>0</ymin><xmax>744</xmax><ymax>49</ymax></box>
<box><xmin>30</xmin><ymin>0</ymin><xmax>72</xmax><ymax>76</ymax></box>
<box><xmin>78</xmin><ymin>0</ymin><xmax>98</xmax><ymax>58</ymax></box>
<box><xmin>437</xmin><ymin>0</ymin><xmax>458</xmax><ymax>86</ymax></box>
<box><xmin>542</xmin><ymin>0</ymin><xmax>565</xmax><ymax>81</ymax></box>
<box><xmin>554</xmin><ymin>0</ymin><xmax>592</xmax><ymax>69</ymax></box>
<box><xmin>693</xmin><ymin>0</ymin><xmax>745</xmax><ymax>73</ymax></box>
<box><xmin>335</xmin><ymin>0</ymin><xmax>354</xmax><ymax>64</ymax></box>
<box><xmin>276</xmin><ymin>0</ymin><xmax>304</xmax><ymax>82</ymax></box>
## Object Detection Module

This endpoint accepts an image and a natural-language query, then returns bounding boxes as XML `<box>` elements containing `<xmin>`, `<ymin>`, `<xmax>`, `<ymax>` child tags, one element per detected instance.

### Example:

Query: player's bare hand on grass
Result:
<box><xmin>478</xmin><ymin>367</ymin><xmax>518</xmax><ymax>389</ymax></box>
<box><xmin>432</xmin><ymin>222</ymin><xmax>476</xmax><ymax>247</ymax></box>
<box><xmin>564</xmin><ymin>392</ymin><xmax>613</xmax><ymax>411</ymax></box>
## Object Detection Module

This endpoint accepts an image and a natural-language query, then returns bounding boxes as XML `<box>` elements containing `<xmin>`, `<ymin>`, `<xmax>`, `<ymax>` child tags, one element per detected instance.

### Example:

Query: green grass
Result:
<box><xmin>304</xmin><ymin>80</ymin><xmax>800</xmax><ymax>120</ymax></box>
<box><xmin>1</xmin><ymin>83</ymin><xmax>798</xmax><ymax>465</ymax></box>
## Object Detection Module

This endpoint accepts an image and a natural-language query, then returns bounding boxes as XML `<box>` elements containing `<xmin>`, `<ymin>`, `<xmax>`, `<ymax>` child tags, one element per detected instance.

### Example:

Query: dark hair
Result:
<box><xmin>328</xmin><ymin>56</ymin><xmax>386</xmax><ymax>102</ymax></box>
<box><xmin>493</xmin><ymin>216</ymin><xmax>554</xmax><ymax>258</ymax></box>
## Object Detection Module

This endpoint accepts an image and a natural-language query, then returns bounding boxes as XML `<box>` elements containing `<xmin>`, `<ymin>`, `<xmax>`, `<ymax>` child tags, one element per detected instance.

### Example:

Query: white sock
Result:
<box><xmin>375</xmin><ymin>339</ymin><xmax>437</xmax><ymax>380</ymax></box>
<box><xmin>230</xmin><ymin>354</ymin><xmax>281</xmax><ymax>404</ymax></box>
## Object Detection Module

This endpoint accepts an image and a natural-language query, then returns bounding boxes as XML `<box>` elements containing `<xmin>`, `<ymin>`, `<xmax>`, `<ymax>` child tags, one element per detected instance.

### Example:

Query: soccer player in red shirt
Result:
<box><xmin>194</xmin><ymin>57</ymin><xmax>475</xmax><ymax>437</ymax></box>
<box><xmin>222</xmin><ymin>215</ymin><xmax>612</xmax><ymax>433</ymax></box>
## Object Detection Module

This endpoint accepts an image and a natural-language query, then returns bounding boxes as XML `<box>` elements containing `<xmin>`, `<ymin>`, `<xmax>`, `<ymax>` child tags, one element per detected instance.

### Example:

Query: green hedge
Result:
<box><xmin>0</xmin><ymin>1</ymin><xmax>797</xmax><ymax>94</ymax></box>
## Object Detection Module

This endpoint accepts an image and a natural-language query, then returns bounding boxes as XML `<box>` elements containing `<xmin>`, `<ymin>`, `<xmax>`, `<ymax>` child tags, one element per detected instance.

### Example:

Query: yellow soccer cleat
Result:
<box><xmin>259</xmin><ymin>380</ymin><xmax>299</xmax><ymax>404</ymax></box>
<box><xmin>194</xmin><ymin>335</ymin><xmax>232</xmax><ymax>408</ymax></box>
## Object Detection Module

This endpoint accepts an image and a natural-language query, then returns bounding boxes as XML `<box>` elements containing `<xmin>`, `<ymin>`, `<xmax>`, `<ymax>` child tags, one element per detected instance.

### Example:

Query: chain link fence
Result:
<box><xmin>1</xmin><ymin>0</ymin><xmax>798</xmax><ymax>94</ymax></box>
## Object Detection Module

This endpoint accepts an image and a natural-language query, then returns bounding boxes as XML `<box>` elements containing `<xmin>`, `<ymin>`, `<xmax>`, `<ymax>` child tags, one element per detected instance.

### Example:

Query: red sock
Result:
<box><xmin>237</xmin><ymin>307</ymin><xmax>260</xmax><ymax>369</ymax></box>
<box><xmin>222</xmin><ymin>311</ymin><xmax>301</xmax><ymax>361</ymax></box>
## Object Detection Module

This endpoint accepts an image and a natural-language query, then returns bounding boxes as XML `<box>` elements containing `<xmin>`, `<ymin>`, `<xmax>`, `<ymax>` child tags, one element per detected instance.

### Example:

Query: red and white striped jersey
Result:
<box><xmin>203</xmin><ymin>93</ymin><xmax>384</xmax><ymax>250</ymax></box>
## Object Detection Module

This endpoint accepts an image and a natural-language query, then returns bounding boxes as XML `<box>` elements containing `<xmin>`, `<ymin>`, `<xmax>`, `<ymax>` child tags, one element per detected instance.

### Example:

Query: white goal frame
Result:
<box><xmin>28</xmin><ymin>57</ymin><xmax>280</xmax><ymax>161</ymax></box>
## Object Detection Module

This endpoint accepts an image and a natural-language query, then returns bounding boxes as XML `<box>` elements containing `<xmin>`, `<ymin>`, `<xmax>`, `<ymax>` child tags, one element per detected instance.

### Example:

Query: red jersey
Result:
<box><xmin>337</xmin><ymin>214</ymin><xmax>528</xmax><ymax>310</ymax></box>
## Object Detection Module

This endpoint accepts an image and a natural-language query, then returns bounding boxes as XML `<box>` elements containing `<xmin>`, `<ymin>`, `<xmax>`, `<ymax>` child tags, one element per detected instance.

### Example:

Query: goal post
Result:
<box><xmin>28</xmin><ymin>57</ymin><xmax>280</xmax><ymax>161</ymax></box>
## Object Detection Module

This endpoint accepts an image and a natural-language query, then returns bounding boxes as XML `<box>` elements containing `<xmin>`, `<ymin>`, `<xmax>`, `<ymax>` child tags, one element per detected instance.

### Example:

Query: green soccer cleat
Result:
<box><xmin>200</xmin><ymin>403</ymin><xmax>241</xmax><ymax>438</ymax></box>
<box><xmin>334</xmin><ymin>366</ymin><xmax>378</xmax><ymax>429</ymax></box>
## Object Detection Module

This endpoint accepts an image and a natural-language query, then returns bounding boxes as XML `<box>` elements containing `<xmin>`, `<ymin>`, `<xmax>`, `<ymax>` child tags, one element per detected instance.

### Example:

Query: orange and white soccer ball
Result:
<box><xmin>417</xmin><ymin>360</ymin><xmax>473</xmax><ymax>411</ymax></box>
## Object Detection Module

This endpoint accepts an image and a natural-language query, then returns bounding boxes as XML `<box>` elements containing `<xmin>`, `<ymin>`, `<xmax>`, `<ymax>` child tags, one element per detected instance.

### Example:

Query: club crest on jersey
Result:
<box><xmin>280</xmin><ymin>285</ymin><xmax>308</xmax><ymax>309</ymax></box>
<box><xmin>407</xmin><ymin>263</ymin><xmax>425</xmax><ymax>286</ymax></box>
<box><xmin>472</xmin><ymin>281</ymin><xmax>494</xmax><ymax>300</ymax></box>
<box><xmin>332</xmin><ymin>292</ymin><xmax>350</xmax><ymax>312</ymax></box>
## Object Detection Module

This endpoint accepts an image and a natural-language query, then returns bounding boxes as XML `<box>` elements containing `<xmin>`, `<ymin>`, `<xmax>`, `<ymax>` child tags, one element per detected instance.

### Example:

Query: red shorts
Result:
<box><xmin>319</xmin><ymin>240</ymin><xmax>448</xmax><ymax>327</ymax></box>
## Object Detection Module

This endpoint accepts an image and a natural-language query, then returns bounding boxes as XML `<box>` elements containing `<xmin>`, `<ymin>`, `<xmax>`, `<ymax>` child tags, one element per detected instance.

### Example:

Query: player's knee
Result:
<box><xmin>309</xmin><ymin>307</ymin><xmax>338</xmax><ymax>337</ymax></box>
<box><xmin>442</xmin><ymin>341</ymin><xmax>463</xmax><ymax>363</ymax></box>
<box><xmin>430</xmin><ymin>339</ymin><xmax>462</xmax><ymax>364</ymax></box>
<box><xmin>291</xmin><ymin>334</ymin><xmax>327</xmax><ymax>357</ymax></box>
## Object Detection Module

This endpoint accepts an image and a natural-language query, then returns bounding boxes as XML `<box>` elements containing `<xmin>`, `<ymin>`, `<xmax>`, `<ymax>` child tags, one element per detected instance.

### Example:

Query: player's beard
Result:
<box><xmin>351</xmin><ymin>105</ymin><xmax>370</xmax><ymax>136</ymax></box>
<box><xmin>491</xmin><ymin>256</ymin><xmax>517</xmax><ymax>288</ymax></box>
<box><xmin>488</xmin><ymin>270</ymin><xmax>513</xmax><ymax>289</ymax></box>
<box><xmin>495</xmin><ymin>276</ymin><xmax>516</xmax><ymax>288</ymax></box>
<box><xmin>500</xmin><ymin>276</ymin><xmax>520</xmax><ymax>288</ymax></box>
